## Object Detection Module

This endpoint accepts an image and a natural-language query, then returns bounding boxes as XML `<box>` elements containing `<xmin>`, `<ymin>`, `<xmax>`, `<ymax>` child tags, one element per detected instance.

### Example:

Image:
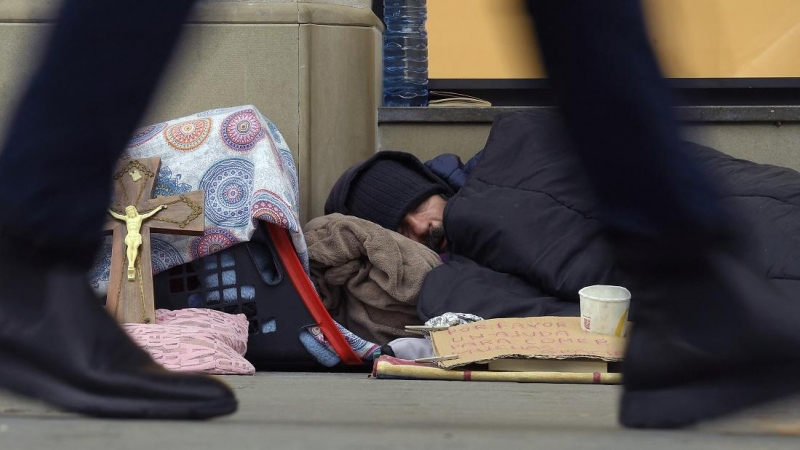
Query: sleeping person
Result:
<box><xmin>324</xmin><ymin>111</ymin><xmax>800</xmax><ymax>323</ymax></box>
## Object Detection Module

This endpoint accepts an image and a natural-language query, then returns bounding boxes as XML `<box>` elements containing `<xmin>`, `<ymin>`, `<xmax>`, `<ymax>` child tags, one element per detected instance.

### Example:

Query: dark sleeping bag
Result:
<box><xmin>418</xmin><ymin>110</ymin><xmax>800</xmax><ymax>320</ymax></box>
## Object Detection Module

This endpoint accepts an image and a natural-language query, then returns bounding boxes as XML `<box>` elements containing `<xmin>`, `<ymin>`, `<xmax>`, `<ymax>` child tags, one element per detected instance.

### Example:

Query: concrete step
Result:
<box><xmin>378</xmin><ymin>106</ymin><xmax>800</xmax><ymax>172</ymax></box>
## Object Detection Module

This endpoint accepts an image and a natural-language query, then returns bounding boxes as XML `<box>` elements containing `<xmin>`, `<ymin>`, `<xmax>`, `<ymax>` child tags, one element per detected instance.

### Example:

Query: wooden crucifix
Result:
<box><xmin>105</xmin><ymin>157</ymin><xmax>204</xmax><ymax>324</ymax></box>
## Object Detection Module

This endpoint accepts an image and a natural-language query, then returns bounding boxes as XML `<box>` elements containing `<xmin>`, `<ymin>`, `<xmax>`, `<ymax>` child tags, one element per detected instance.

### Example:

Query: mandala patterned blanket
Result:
<box><xmin>88</xmin><ymin>105</ymin><xmax>379</xmax><ymax>366</ymax></box>
<box><xmin>90</xmin><ymin>105</ymin><xmax>305</xmax><ymax>292</ymax></box>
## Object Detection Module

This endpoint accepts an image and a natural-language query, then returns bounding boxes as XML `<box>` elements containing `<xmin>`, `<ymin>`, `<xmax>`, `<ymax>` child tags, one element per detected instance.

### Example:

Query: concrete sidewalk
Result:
<box><xmin>1</xmin><ymin>372</ymin><xmax>798</xmax><ymax>449</ymax></box>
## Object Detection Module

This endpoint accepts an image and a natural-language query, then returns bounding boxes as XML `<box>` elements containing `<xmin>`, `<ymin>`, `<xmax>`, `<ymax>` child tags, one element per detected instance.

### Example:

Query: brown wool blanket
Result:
<box><xmin>303</xmin><ymin>214</ymin><xmax>441</xmax><ymax>344</ymax></box>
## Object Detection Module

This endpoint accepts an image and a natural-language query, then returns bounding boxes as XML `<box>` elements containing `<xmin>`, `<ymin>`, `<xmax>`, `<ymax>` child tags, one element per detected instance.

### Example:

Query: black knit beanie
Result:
<box><xmin>344</xmin><ymin>158</ymin><xmax>450</xmax><ymax>230</ymax></box>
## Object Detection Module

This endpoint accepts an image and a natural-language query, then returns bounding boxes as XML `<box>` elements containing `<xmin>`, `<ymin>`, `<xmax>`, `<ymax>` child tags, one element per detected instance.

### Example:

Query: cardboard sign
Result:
<box><xmin>430</xmin><ymin>317</ymin><xmax>626</xmax><ymax>369</ymax></box>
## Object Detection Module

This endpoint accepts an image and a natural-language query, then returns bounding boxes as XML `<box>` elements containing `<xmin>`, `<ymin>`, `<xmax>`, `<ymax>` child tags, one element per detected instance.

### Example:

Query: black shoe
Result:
<box><xmin>616</xmin><ymin>234</ymin><xmax>800</xmax><ymax>428</ymax></box>
<box><xmin>0</xmin><ymin>234</ymin><xmax>238</xmax><ymax>419</ymax></box>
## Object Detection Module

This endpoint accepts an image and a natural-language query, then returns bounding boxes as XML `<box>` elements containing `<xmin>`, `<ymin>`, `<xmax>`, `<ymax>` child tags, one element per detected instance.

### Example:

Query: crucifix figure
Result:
<box><xmin>109</xmin><ymin>204</ymin><xmax>168</xmax><ymax>281</ymax></box>
<box><xmin>105</xmin><ymin>157</ymin><xmax>204</xmax><ymax>324</ymax></box>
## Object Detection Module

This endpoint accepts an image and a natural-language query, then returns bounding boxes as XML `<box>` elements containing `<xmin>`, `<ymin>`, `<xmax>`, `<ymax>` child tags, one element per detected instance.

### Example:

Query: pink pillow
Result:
<box><xmin>124</xmin><ymin>308</ymin><xmax>255</xmax><ymax>375</ymax></box>
<box><xmin>155</xmin><ymin>308</ymin><xmax>249</xmax><ymax>355</ymax></box>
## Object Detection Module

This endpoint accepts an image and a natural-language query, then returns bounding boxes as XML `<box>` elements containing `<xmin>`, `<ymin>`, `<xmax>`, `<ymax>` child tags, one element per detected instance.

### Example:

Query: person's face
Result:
<box><xmin>125</xmin><ymin>206</ymin><xmax>137</xmax><ymax>218</ymax></box>
<box><xmin>397</xmin><ymin>194</ymin><xmax>448</xmax><ymax>252</ymax></box>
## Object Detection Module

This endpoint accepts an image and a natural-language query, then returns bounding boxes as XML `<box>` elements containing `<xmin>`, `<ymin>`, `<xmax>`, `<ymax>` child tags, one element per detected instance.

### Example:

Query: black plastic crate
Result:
<box><xmin>153</xmin><ymin>222</ymin><xmax>362</xmax><ymax>370</ymax></box>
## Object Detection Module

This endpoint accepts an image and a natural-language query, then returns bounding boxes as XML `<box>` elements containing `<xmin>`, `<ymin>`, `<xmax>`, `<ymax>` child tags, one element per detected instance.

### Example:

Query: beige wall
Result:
<box><xmin>0</xmin><ymin>25</ymin><xmax>50</xmax><ymax>140</ymax></box>
<box><xmin>145</xmin><ymin>24</ymin><xmax>301</xmax><ymax>161</ymax></box>
<box><xmin>379</xmin><ymin>123</ymin><xmax>490</xmax><ymax>164</ymax></box>
<box><xmin>428</xmin><ymin>0</ymin><xmax>800</xmax><ymax>79</ymax></box>
<box><xmin>299</xmin><ymin>22</ymin><xmax>382</xmax><ymax>222</ymax></box>
<box><xmin>0</xmin><ymin>0</ymin><xmax>382</xmax><ymax>222</ymax></box>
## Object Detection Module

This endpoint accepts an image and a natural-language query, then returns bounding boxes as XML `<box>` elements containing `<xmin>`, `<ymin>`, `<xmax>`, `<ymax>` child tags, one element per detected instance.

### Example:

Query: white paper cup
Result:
<box><xmin>579</xmin><ymin>285</ymin><xmax>631</xmax><ymax>337</ymax></box>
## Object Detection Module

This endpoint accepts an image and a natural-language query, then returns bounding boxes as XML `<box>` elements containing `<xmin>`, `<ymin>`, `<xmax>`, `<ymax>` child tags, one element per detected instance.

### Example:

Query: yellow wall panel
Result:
<box><xmin>427</xmin><ymin>0</ymin><xmax>800</xmax><ymax>79</ymax></box>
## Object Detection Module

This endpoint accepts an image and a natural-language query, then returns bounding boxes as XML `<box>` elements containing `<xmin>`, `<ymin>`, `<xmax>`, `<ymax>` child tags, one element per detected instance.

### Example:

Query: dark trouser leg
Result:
<box><xmin>0</xmin><ymin>0</ymin><xmax>197</xmax><ymax>265</ymax></box>
<box><xmin>0</xmin><ymin>0</ymin><xmax>237</xmax><ymax>420</ymax></box>
<box><xmin>527</xmin><ymin>0</ymin><xmax>800</xmax><ymax>428</ymax></box>
<box><xmin>526</xmin><ymin>0</ymin><xmax>723</xmax><ymax>237</ymax></box>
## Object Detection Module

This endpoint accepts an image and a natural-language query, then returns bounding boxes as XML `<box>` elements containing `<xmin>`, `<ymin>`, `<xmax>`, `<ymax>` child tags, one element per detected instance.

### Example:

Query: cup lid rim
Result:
<box><xmin>578</xmin><ymin>285</ymin><xmax>631</xmax><ymax>301</ymax></box>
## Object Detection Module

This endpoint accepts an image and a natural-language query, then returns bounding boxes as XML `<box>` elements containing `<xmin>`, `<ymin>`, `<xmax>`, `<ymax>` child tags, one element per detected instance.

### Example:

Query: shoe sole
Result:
<box><xmin>0</xmin><ymin>349</ymin><xmax>237</xmax><ymax>420</ymax></box>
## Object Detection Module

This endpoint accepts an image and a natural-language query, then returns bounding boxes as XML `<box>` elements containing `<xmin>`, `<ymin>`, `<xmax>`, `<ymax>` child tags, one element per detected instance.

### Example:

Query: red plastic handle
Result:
<box><xmin>266</xmin><ymin>222</ymin><xmax>363</xmax><ymax>365</ymax></box>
